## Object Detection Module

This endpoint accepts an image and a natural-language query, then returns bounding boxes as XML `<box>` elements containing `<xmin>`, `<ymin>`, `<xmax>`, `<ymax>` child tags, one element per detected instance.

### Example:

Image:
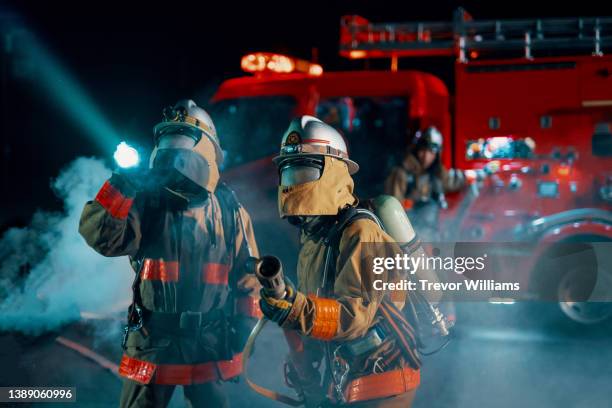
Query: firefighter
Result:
<box><xmin>384</xmin><ymin>126</ymin><xmax>465</xmax><ymax>240</ymax></box>
<box><xmin>79</xmin><ymin>100</ymin><xmax>261</xmax><ymax>408</ymax></box>
<box><xmin>260</xmin><ymin>116</ymin><xmax>422</xmax><ymax>407</ymax></box>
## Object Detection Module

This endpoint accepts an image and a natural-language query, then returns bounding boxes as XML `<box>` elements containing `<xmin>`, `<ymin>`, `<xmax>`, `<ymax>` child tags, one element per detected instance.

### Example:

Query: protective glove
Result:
<box><xmin>111</xmin><ymin>169</ymin><xmax>152</xmax><ymax>194</ymax></box>
<box><xmin>259</xmin><ymin>277</ymin><xmax>298</xmax><ymax>326</ymax></box>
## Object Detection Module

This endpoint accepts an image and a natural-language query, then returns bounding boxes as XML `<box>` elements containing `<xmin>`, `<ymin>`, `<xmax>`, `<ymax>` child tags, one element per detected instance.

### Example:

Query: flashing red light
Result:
<box><xmin>241</xmin><ymin>52</ymin><xmax>323</xmax><ymax>76</ymax></box>
<box><xmin>557</xmin><ymin>165</ymin><xmax>571</xmax><ymax>176</ymax></box>
<box><xmin>349</xmin><ymin>50</ymin><xmax>367</xmax><ymax>59</ymax></box>
<box><xmin>308</xmin><ymin>64</ymin><xmax>323</xmax><ymax>76</ymax></box>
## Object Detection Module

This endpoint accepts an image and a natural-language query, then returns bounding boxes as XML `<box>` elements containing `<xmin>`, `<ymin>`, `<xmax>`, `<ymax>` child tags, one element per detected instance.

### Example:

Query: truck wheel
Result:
<box><xmin>557</xmin><ymin>266</ymin><xmax>612</xmax><ymax>325</ymax></box>
<box><xmin>533</xmin><ymin>241</ymin><xmax>612</xmax><ymax>325</ymax></box>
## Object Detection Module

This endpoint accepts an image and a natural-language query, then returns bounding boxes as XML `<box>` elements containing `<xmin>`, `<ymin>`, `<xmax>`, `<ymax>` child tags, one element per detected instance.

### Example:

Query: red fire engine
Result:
<box><xmin>212</xmin><ymin>11</ymin><xmax>612</xmax><ymax>324</ymax></box>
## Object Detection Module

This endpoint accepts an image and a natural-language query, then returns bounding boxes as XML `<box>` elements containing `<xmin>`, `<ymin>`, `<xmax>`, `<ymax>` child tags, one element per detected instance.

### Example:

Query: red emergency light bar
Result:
<box><xmin>241</xmin><ymin>52</ymin><xmax>323</xmax><ymax>76</ymax></box>
<box><xmin>339</xmin><ymin>15</ymin><xmax>456</xmax><ymax>59</ymax></box>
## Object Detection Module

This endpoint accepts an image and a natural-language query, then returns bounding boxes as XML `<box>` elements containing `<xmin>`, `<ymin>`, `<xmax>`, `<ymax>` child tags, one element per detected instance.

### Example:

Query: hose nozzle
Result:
<box><xmin>254</xmin><ymin>255</ymin><xmax>286</xmax><ymax>299</ymax></box>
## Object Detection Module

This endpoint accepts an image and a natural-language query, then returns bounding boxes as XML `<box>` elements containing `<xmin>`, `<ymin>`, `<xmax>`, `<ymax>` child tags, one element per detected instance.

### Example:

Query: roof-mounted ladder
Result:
<box><xmin>340</xmin><ymin>9</ymin><xmax>612</xmax><ymax>64</ymax></box>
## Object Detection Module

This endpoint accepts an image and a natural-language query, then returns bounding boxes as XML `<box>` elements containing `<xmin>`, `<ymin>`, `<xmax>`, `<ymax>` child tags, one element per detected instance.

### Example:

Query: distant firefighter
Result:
<box><xmin>384</xmin><ymin>126</ymin><xmax>465</xmax><ymax>240</ymax></box>
<box><xmin>259</xmin><ymin>116</ymin><xmax>422</xmax><ymax>407</ymax></box>
<box><xmin>79</xmin><ymin>100</ymin><xmax>260</xmax><ymax>408</ymax></box>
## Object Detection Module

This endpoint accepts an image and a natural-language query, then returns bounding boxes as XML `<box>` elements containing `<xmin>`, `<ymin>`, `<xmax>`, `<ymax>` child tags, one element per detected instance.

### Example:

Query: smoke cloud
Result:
<box><xmin>0</xmin><ymin>157</ymin><xmax>132</xmax><ymax>335</ymax></box>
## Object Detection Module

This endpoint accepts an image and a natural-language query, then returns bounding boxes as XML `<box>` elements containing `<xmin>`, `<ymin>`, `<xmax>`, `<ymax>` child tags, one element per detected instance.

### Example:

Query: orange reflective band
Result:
<box><xmin>308</xmin><ymin>296</ymin><xmax>340</xmax><ymax>341</ymax></box>
<box><xmin>118</xmin><ymin>353</ymin><xmax>243</xmax><ymax>385</ymax></box>
<box><xmin>236</xmin><ymin>296</ymin><xmax>263</xmax><ymax>319</ymax></box>
<box><xmin>119</xmin><ymin>355</ymin><xmax>156</xmax><ymax>384</ymax></box>
<box><xmin>95</xmin><ymin>181</ymin><xmax>133</xmax><ymax>219</ymax></box>
<box><xmin>140</xmin><ymin>259</ymin><xmax>179</xmax><ymax>282</ymax></box>
<box><xmin>216</xmin><ymin>353</ymin><xmax>243</xmax><ymax>381</ymax></box>
<box><xmin>202</xmin><ymin>263</ymin><xmax>230</xmax><ymax>285</ymax></box>
<box><xmin>156</xmin><ymin>363</ymin><xmax>216</xmax><ymax>385</ymax></box>
<box><xmin>139</xmin><ymin>261</ymin><xmax>231</xmax><ymax>283</ymax></box>
<box><xmin>343</xmin><ymin>367</ymin><xmax>420</xmax><ymax>403</ymax></box>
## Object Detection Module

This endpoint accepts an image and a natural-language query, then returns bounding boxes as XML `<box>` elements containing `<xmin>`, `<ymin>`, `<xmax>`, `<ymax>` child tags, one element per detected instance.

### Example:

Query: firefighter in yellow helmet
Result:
<box><xmin>384</xmin><ymin>126</ymin><xmax>465</xmax><ymax>240</ymax></box>
<box><xmin>259</xmin><ymin>116</ymin><xmax>422</xmax><ymax>407</ymax></box>
<box><xmin>79</xmin><ymin>100</ymin><xmax>261</xmax><ymax>407</ymax></box>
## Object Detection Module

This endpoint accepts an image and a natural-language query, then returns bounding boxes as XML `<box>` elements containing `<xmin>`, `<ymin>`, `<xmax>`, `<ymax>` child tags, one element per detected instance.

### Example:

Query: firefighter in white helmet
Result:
<box><xmin>259</xmin><ymin>116</ymin><xmax>422</xmax><ymax>407</ymax></box>
<box><xmin>80</xmin><ymin>100</ymin><xmax>261</xmax><ymax>408</ymax></box>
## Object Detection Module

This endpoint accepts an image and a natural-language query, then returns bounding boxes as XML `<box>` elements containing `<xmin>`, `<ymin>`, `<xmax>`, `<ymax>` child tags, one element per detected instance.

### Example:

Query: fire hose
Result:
<box><xmin>242</xmin><ymin>317</ymin><xmax>304</xmax><ymax>406</ymax></box>
<box><xmin>242</xmin><ymin>255</ymin><xmax>304</xmax><ymax>406</ymax></box>
<box><xmin>243</xmin><ymin>254</ymin><xmax>452</xmax><ymax>406</ymax></box>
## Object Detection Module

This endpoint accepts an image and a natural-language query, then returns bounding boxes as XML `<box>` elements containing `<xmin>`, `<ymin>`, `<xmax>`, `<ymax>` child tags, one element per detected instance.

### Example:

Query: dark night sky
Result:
<box><xmin>1</xmin><ymin>0</ymin><xmax>611</xmax><ymax>229</ymax></box>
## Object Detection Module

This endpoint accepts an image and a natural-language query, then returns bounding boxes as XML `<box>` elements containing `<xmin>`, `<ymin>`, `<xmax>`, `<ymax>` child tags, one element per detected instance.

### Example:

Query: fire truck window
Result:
<box><xmin>316</xmin><ymin>97</ymin><xmax>408</xmax><ymax>197</ymax></box>
<box><xmin>540</xmin><ymin>115</ymin><xmax>552</xmax><ymax>129</ymax></box>
<box><xmin>466</xmin><ymin>136</ymin><xmax>535</xmax><ymax>159</ymax></box>
<box><xmin>488</xmin><ymin>117</ymin><xmax>501</xmax><ymax>130</ymax></box>
<box><xmin>208</xmin><ymin>96</ymin><xmax>296</xmax><ymax>169</ymax></box>
<box><xmin>592</xmin><ymin>122</ymin><xmax>612</xmax><ymax>157</ymax></box>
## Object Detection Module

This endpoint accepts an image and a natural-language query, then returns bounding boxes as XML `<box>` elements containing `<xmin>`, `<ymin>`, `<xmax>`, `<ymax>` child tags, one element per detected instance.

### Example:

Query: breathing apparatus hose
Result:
<box><xmin>407</xmin><ymin>289</ymin><xmax>454</xmax><ymax>356</ymax></box>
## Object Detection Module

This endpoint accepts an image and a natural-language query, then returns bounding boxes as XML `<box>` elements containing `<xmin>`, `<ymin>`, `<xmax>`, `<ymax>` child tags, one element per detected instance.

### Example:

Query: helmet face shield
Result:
<box><xmin>279</xmin><ymin>157</ymin><xmax>324</xmax><ymax>187</ymax></box>
<box><xmin>151</xmin><ymin>148</ymin><xmax>211</xmax><ymax>194</ymax></box>
<box><xmin>428</xmin><ymin>144</ymin><xmax>441</xmax><ymax>154</ymax></box>
<box><xmin>156</xmin><ymin>133</ymin><xmax>198</xmax><ymax>149</ymax></box>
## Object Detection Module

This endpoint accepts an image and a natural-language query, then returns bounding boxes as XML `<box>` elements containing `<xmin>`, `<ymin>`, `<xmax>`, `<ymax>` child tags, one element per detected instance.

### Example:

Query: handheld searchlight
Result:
<box><xmin>114</xmin><ymin>141</ymin><xmax>140</xmax><ymax>169</ymax></box>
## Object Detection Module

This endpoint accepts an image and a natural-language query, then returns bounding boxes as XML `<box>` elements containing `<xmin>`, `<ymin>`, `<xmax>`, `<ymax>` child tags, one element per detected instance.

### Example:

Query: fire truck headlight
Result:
<box><xmin>508</xmin><ymin>175</ymin><xmax>522</xmax><ymax>190</ymax></box>
<box><xmin>114</xmin><ymin>141</ymin><xmax>140</xmax><ymax>169</ymax></box>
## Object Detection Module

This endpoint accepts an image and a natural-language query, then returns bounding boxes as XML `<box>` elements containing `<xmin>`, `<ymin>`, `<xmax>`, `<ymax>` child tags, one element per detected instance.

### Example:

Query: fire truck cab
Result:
<box><xmin>212</xmin><ymin>63</ymin><xmax>450</xmax><ymax>196</ymax></box>
<box><xmin>211</xmin><ymin>11</ymin><xmax>612</xmax><ymax>324</ymax></box>
<box><xmin>211</xmin><ymin>64</ymin><xmax>452</xmax><ymax>276</ymax></box>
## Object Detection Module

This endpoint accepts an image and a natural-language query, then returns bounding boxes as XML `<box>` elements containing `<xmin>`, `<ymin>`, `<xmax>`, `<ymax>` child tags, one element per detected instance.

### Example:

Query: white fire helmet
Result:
<box><xmin>153</xmin><ymin>99</ymin><xmax>222</xmax><ymax>162</ymax></box>
<box><xmin>272</xmin><ymin>115</ymin><xmax>359</xmax><ymax>178</ymax></box>
<box><xmin>415</xmin><ymin>126</ymin><xmax>443</xmax><ymax>153</ymax></box>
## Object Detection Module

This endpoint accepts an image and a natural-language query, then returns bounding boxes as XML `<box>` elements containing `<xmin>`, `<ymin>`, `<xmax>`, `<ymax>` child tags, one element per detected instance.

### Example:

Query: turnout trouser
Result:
<box><xmin>119</xmin><ymin>379</ymin><xmax>229</xmax><ymax>408</ymax></box>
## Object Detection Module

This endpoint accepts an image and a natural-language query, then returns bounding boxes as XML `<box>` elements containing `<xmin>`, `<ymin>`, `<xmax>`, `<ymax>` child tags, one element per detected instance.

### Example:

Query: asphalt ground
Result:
<box><xmin>1</xmin><ymin>302</ymin><xmax>611</xmax><ymax>408</ymax></box>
